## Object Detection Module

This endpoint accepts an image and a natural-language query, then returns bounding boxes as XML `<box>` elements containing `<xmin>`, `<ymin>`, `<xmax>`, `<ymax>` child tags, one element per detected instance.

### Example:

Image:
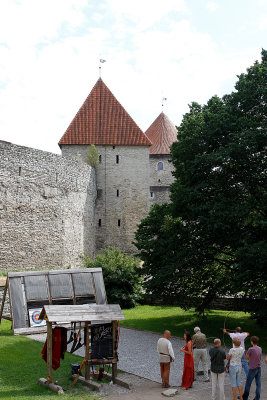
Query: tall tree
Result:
<box><xmin>135</xmin><ymin>50</ymin><xmax>267</xmax><ymax>322</ymax></box>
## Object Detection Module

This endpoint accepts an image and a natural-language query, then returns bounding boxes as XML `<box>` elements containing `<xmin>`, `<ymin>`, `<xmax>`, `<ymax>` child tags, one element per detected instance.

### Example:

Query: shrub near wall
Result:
<box><xmin>82</xmin><ymin>247</ymin><xmax>143</xmax><ymax>308</ymax></box>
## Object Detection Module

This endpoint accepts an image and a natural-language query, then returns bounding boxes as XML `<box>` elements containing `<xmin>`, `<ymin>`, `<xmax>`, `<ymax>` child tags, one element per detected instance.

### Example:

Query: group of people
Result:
<box><xmin>157</xmin><ymin>326</ymin><xmax>263</xmax><ymax>400</ymax></box>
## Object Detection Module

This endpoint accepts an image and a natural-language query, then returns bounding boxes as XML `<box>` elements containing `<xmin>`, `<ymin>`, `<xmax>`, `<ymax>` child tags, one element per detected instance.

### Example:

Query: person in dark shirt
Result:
<box><xmin>209</xmin><ymin>339</ymin><xmax>226</xmax><ymax>400</ymax></box>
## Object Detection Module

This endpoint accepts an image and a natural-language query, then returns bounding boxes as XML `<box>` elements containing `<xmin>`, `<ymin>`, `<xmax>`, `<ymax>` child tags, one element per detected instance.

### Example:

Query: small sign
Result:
<box><xmin>91</xmin><ymin>323</ymin><xmax>113</xmax><ymax>359</ymax></box>
<box><xmin>29</xmin><ymin>308</ymin><xmax>46</xmax><ymax>327</ymax></box>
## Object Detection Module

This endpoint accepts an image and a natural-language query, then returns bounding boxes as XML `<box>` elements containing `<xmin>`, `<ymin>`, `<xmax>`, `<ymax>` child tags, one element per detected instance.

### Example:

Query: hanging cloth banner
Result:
<box><xmin>41</xmin><ymin>327</ymin><xmax>67</xmax><ymax>370</ymax></box>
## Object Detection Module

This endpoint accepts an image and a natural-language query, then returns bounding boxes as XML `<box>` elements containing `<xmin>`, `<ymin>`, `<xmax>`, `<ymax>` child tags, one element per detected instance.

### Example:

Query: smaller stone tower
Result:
<box><xmin>145</xmin><ymin>112</ymin><xmax>177</xmax><ymax>204</ymax></box>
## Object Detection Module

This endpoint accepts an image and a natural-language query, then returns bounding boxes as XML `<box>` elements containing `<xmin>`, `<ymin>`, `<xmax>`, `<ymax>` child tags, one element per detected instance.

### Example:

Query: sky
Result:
<box><xmin>0</xmin><ymin>0</ymin><xmax>266</xmax><ymax>154</ymax></box>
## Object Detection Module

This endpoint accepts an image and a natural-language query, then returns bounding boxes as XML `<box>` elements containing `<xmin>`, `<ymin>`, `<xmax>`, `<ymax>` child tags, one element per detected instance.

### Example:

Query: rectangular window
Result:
<box><xmin>98</xmin><ymin>219</ymin><xmax>102</xmax><ymax>227</ymax></box>
<box><xmin>117</xmin><ymin>189</ymin><xmax>119</xmax><ymax>197</ymax></box>
<box><xmin>113</xmin><ymin>146</ymin><xmax>115</xmax><ymax>149</ymax></box>
<box><xmin>150</xmin><ymin>192</ymin><xmax>154</xmax><ymax>198</ymax></box>
<box><xmin>19</xmin><ymin>167</ymin><xmax>22</xmax><ymax>176</ymax></box>
<box><xmin>118</xmin><ymin>219</ymin><xmax>121</xmax><ymax>227</ymax></box>
<box><xmin>99</xmin><ymin>155</ymin><xmax>102</xmax><ymax>163</ymax></box>
<box><xmin>116</xmin><ymin>155</ymin><xmax>119</xmax><ymax>164</ymax></box>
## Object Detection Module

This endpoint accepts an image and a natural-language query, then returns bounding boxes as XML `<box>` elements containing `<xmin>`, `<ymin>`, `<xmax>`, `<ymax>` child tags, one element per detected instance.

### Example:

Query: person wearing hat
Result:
<box><xmin>192</xmin><ymin>326</ymin><xmax>210</xmax><ymax>382</ymax></box>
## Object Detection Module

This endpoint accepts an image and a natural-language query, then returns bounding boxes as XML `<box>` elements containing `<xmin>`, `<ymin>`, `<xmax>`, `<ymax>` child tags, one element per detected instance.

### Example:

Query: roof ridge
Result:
<box><xmin>59</xmin><ymin>79</ymin><xmax>151</xmax><ymax>147</ymax></box>
<box><xmin>145</xmin><ymin>112</ymin><xmax>177</xmax><ymax>155</ymax></box>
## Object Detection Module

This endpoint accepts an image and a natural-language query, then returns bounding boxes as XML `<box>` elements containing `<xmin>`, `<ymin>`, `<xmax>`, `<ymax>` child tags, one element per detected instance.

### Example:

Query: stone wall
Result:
<box><xmin>61</xmin><ymin>144</ymin><xmax>150</xmax><ymax>253</ymax></box>
<box><xmin>0</xmin><ymin>141</ymin><xmax>96</xmax><ymax>271</ymax></box>
<box><xmin>149</xmin><ymin>154</ymin><xmax>174</xmax><ymax>205</ymax></box>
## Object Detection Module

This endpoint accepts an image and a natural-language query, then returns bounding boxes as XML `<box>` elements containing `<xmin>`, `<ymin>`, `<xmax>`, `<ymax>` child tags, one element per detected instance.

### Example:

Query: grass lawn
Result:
<box><xmin>121</xmin><ymin>305</ymin><xmax>267</xmax><ymax>353</ymax></box>
<box><xmin>0</xmin><ymin>320</ymin><xmax>99</xmax><ymax>400</ymax></box>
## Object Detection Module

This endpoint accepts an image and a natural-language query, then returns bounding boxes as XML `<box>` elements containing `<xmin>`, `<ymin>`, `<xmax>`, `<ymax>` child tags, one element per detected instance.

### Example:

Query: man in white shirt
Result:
<box><xmin>223</xmin><ymin>326</ymin><xmax>249</xmax><ymax>377</ymax></box>
<box><xmin>157</xmin><ymin>330</ymin><xmax>175</xmax><ymax>388</ymax></box>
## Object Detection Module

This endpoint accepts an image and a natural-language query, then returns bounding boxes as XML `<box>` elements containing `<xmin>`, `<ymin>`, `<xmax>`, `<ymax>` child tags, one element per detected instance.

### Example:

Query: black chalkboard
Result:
<box><xmin>91</xmin><ymin>323</ymin><xmax>113</xmax><ymax>359</ymax></box>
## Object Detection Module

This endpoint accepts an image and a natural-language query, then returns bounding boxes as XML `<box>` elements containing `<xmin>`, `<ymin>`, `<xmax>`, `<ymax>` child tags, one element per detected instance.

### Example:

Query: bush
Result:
<box><xmin>82</xmin><ymin>247</ymin><xmax>143</xmax><ymax>308</ymax></box>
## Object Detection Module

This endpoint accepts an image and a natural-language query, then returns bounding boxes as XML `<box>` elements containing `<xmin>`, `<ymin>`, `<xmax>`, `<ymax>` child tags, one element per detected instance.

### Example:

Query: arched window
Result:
<box><xmin>157</xmin><ymin>162</ymin><xmax>163</xmax><ymax>171</ymax></box>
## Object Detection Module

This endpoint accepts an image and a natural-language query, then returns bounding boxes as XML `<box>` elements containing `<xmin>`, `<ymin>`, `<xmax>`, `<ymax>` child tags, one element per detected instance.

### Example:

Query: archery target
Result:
<box><xmin>29</xmin><ymin>308</ymin><xmax>46</xmax><ymax>327</ymax></box>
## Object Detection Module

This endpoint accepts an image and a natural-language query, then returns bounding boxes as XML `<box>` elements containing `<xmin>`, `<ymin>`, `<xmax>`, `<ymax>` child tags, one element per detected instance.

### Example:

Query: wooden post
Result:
<box><xmin>38</xmin><ymin>378</ymin><xmax>64</xmax><ymax>394</ymax></box>
<box><xmin>85</xmin><ymin>321</ymin><xmax>91</xmax><ymax>381</ymax></box>
<box><xmin>47</xmin><ymin>321</ymin><xmax>53</xmax><ymax>380</ymax></box>
<box><xmin>112</xmin><ymin>320</ymin><xmax>117</xmax><ymax>382</ymax></box>
<box><xmin>7</xmin><ymin>278</ymin><xmax>14</xmax><ymax>331</ymax></box>
<box><xmin>0</xmin><ymin>281</ymin><xmax>7</xmax><ymax>324</ymax></box>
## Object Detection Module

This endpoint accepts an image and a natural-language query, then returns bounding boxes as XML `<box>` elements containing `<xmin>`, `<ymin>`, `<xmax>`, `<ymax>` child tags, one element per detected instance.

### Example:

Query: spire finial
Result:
<box><xmin>99</xmin><ymin>59</ymin><xmax>106</xmax><ymax>78</ymax></box>
<box><xmin>162</xmin><ymin>97</ymin><xmax>167</xmax><ymax>111</ymax></box>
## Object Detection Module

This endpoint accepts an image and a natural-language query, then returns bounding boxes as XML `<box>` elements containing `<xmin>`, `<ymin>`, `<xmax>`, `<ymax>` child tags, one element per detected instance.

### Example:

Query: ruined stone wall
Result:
<box><xmin>149</xmin><ymin>154</ymin><xmax>174</xmax><ymax>205</ymax></box>
<box><xmin>0</xmin><ymin>141</ymin><xmax>96</xmax><ymax>271</ymax></box>
<box><xmin>61</xmin><ymin>144</ymin><xmax>150</xmax><ymax>254</ymax></box>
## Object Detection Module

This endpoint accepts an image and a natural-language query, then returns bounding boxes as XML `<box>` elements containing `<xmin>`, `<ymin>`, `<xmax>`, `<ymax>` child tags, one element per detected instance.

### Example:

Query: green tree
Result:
<box><xmin>82</xmin><ymin>247</ymin><xmax>143</xmax><ymax>308</ymax></box>
<box><xmin>87</xmin><ymin>144</ymin><xmax>100</xmax><ymax>167</ymax></box>
<box><xmin>135</xmin><ymin>50</ymin><xmax>267</xmax><ymax>323</ymax></box>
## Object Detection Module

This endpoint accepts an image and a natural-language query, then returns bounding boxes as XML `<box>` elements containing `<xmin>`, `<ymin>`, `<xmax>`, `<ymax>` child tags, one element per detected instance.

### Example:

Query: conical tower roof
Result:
<box><xmin>145</xmin><ymin>112</ymin><xmax>177</xmax><ymax>155</ymax></box>
<box><xmin>59</xmin><ymin>78</ymin><xmax>151</xmax><ymax>147</ymax></box>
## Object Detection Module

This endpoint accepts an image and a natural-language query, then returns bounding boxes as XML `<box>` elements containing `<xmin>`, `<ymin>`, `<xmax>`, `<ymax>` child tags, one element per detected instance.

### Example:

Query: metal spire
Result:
<box><xmin>162</xmin><ymin>97</ymin><xmax>167</xmax><ymax>110</ymax></box>
<box><xmin>99</xmin><ymin>59</ymin><xmax>106</xmax><ymax>78</ymax></box>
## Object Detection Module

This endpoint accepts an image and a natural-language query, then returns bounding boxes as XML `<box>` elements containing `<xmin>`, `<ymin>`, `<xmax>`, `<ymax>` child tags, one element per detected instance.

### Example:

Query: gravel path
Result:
<box><xmin>28</xmin><ymin>326</ymin><xmax>267</xmax><ymax>394</ymax></box>
<box><xmin>118</xmin><ymin>327</ymin><xmax>214</xmax><ymax>387</ymax></box>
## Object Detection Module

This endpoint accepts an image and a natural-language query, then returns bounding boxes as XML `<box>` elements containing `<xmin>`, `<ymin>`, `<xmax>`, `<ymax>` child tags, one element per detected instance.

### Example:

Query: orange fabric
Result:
<box><xmin>182</xmin><ymin>341</ymin><xmax>194</xmax><ymax>389</ymax></box>
<box><xmin>160</xmin><ymin>362</ymin><xmax>170</xmax><ymax>387</ymax></box>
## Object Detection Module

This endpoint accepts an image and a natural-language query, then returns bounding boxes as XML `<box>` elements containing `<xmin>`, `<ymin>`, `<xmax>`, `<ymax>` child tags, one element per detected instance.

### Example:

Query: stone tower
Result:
<box><xmin>59</xmin><ymin>78</ymin><xmax>152</xmax><ymax>254</ymax></box>
<box><xmin>145</xmin><ymin>112</ymin><xmax>177</xmax><ymax>204</ymax></box>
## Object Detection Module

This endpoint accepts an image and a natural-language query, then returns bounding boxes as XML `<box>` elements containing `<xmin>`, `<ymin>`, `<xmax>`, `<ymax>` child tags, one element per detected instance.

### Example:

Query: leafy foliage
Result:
<box><xmin>135</xmin><ymin>50</ymin><xmax>267</xmax><ymax>323</ymax></box>
<box><xmin>87</xmin><ymin>144</ymin><xmax>100</xmax><ymax>167</ymax></box>
<box><xmin>82</xmin><ymin>247</ymin><xmax>143</xmax><ymax>308</ymax></box>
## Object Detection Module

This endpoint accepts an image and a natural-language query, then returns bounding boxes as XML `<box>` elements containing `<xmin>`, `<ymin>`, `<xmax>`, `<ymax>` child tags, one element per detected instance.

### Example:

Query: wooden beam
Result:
<box><xmin>8</xmin><ymin>268</ymin><xmax>103</xmax><ymax>278</ymax></box>
<box><xmin>112</xmin><ymin>320</ymin><xmax>117</xmax><ymax>382</ymax></box>
<box><xmin>85</xmin><ymin>322</ymin><xmax>91</xmax><ymax>381</ymax></box>
<box><xmin>71</xmin><ymin>374</ymin><xmax>101</xmax><ymax>391</ymax></box>
<box><xmin>102</xmin><ymin>372</ymin><xmax>132</xmax><ymax>389</ymax></box>
<box><xmin>38</xmin><ymin>378</ymin><xmax>64</xmax><ymax>394</ymax></box>
<box><xmin>0</xmin><ymin>281</ymin><xmax>8</xmax><ymax>324</ymax></box>
<box><xmin>39</xmin><ymin>304</ymin><xmax>125</xmax><ymax>322</ymax></box>
<box><xmin>7</xmin><ymin>278</ymin><xmax>14</xmax><ymax>332</ymax></box>
<box><xmin>46</xmin><ymin>322</ymin><xmax>53</xmax><ymax>380</ymax></box>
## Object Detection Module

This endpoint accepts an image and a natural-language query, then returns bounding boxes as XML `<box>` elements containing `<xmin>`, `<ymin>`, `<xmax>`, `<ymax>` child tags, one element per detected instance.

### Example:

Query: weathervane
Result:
<box><xmin>99</xmin><ymin>59</ymin><xmax>106</xmax><ymax>78</ymax></box>
<box><xmin>162</xmin><ymin>97</ymin><xmax>167</xmax><ymax>110</ymax></box>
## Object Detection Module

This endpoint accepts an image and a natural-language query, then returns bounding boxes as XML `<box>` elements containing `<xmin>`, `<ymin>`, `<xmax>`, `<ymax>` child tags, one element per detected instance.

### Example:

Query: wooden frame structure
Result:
<box><xmin>38</xmin><ymin>304</ymin><xmax>129</xmax><ymax>394</ymax></box>
<box><xmin>0</xmin><ymin>269</ymin><xmax>107</xmax><ymax>335</ymax></box>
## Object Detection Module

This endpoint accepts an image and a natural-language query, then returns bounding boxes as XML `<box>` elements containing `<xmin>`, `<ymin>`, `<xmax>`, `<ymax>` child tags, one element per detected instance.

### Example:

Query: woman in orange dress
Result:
<box><xmin>180</xmin><ymin>331</ymin><xmax>194</xmax><ymax>390</ymax></box>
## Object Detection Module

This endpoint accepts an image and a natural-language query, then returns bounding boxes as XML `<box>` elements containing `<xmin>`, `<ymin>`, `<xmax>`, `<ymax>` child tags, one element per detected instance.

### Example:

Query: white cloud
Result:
<box><xmin>206</xmin><ymin>2</ymin><xmax>218</xmax><ymax>12</ymax></box>
<box><xmin>0</xmin><ymin>0</ymin><xmax>263</xmax><ymax>154</ymax></box>
<box><xmin>258</xmin><ymin>16</ymin><xmax>267</xmax><ymax>30</ymax></box>
<box><xmin>106</xmin><ymin>0</ymin><xmax>188</xmax><ymax>30</ymax></box>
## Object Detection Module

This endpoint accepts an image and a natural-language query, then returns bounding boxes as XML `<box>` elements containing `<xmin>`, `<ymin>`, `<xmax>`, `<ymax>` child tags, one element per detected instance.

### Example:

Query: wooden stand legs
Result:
<box><xmin>85</xmin><ymin>321</ymin><xmax>91</xmax><ymax>380</ymax></box>
<box><xmin>39</xmin><ymin>322</ymin><xmax>64</xmax><ymax>394</ymax></box>
<box><xmin>112</xmin><ymin>321</ymin><xmax>118</xmax><ymax>382</ymax></box>
<box><xmin>47</xmin><ymin>321</ymin><xmax>52</xmax><ymax>380</ymax></box>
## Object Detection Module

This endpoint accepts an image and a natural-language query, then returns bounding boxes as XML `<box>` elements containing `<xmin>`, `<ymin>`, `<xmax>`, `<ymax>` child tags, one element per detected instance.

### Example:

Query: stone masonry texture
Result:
<box><xmin>0</xmin><ymin>141</ymin><xmax>96</xmax><ymax>271</ymax></box>
<box><xmin>149</xmin><ymin>154</ymin><xmax>174</xmax><ymax>204</ymax></box>
<box><xmin>61</xmin><ymin>144</ymin><xmax>150</xmax><ymax>254</ymax></box>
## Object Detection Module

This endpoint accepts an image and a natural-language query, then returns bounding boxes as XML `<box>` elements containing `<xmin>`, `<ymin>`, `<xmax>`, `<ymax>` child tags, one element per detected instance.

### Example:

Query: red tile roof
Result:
<box><xmin>59</xmin><ymin>78</ymin><xmax>151</xmax><ymax>147</ymax></box>
<box><xmin>145</xmin><ymin>112</ymin><xmax>177</xmax><ymax>154</ymax></box>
